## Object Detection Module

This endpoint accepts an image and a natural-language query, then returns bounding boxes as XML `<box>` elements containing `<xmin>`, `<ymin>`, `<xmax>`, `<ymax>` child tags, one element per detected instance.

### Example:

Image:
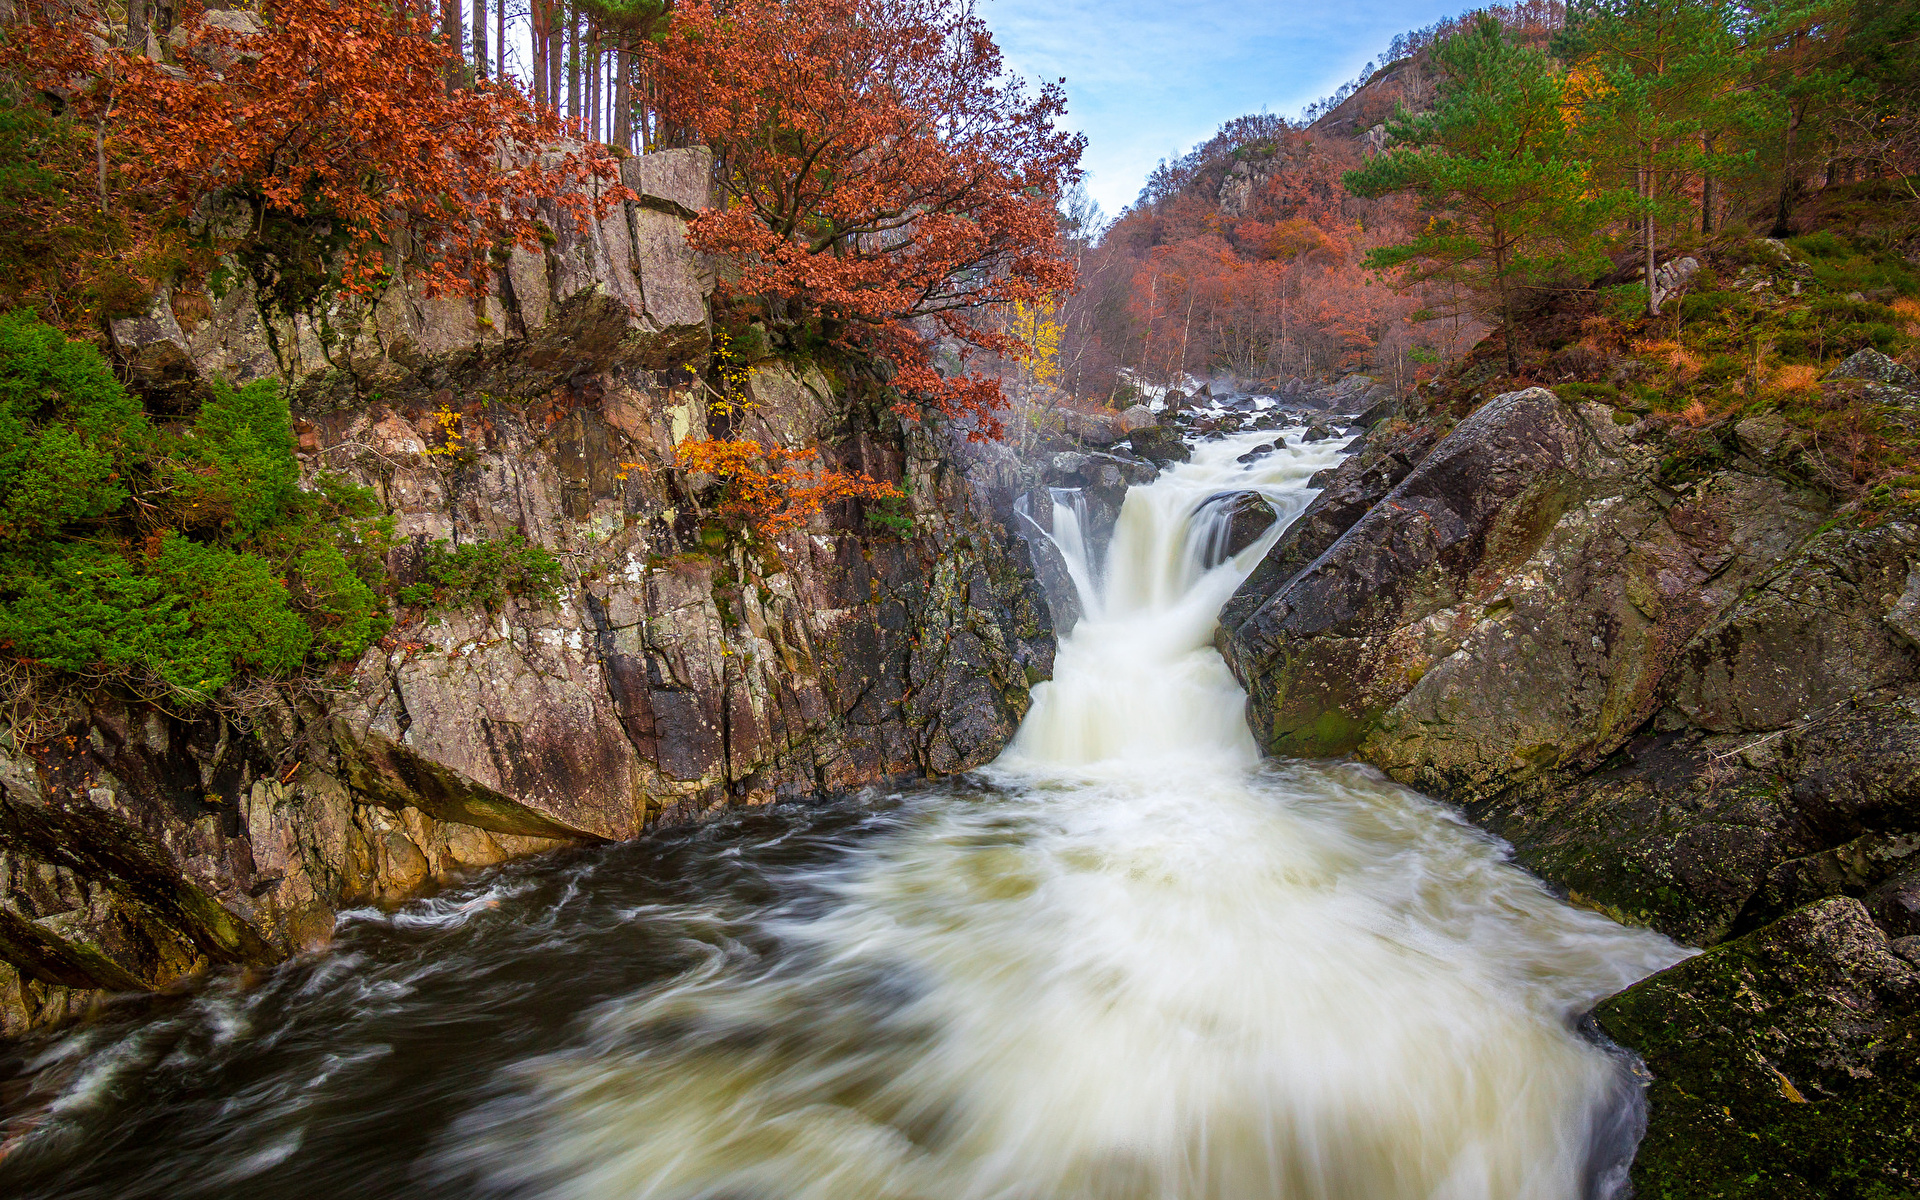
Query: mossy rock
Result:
<box><xmin>1597</xmin><ymin>897</ymin><xmax>1920</xmax><ymax>1199</ymax></box>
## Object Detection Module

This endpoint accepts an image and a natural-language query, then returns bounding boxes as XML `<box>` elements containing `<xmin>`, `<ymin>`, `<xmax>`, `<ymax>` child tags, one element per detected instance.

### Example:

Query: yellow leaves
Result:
<box><xmin>1558</xmin><ymin>63</ymin><xmax>1614</xmax><ymax>128</ymax></box>
<box><xmin>424</xmin><ymin>406</ymin><xmax>465</xmax><ymax>456</ymax></box>
<box><xmin>1009</xmin><ymin>296</ymin><xmax>1062</xmax><ymax>388</ymax></box>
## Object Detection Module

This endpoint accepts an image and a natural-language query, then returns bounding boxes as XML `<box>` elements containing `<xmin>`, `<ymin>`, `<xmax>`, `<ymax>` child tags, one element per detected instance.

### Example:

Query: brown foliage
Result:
<box><xmin>643</xmin><ymin>0</ymin><xmax>1083</xmax><ymax>440</ymax></box>
<box><xmin>675</xmin><ymin>437</ymin><xmax>900</xmax><ymax>537</ymax></box>
<box><xmin>2</xmin><ymin>0</ymin><xmax>625</xmax><ymax>305</ymax></box>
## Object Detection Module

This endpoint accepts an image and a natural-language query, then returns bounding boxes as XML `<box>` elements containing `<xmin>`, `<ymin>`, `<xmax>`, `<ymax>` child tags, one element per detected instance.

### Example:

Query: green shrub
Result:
<box><xmin>1601</xmin><ymin>283</ymin><xmax>1650</xmax><ymax>322</ymax></box>
<box><xmin>399</xmin><ymin>534</ymin><xmax>564</xmax><ymax>612</ymax></box>
<box><xmin>1678</xmin><ymin>290</ymin><xmax>1744</xmax><ymax>323</ymax></box>
<box><xmin>0</xmin><ymin>312</ymin><xmax>390</xmax><ymax>705</ymax></box>
<box><xmin>1699</xmin><ymin>354</ymin><xmax>1745</xmax><ymax>385</ymax></box>
<box><xmin>1788</xmin><ymin>229</ymin><xmax>1848</xmax><ymax>260</ymax></box>
<box><xmin>0</xmin><ymin>309</ymin><xmax>149</xmax><ymax>539</ymax></box>
<box><xmin>863</xmin><ymin>494</ymin><xmax>917</xmax><ymax>537</ymax></box>
<box><xmin>174</xmin><ymin>377</ymin><xmax>301</xmax><ymax>535</ymax></box>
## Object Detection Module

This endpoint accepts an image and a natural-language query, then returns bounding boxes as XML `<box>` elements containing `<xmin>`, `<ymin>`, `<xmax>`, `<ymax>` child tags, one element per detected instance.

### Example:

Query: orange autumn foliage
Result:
<box><xmin>3</xmin><ymin>0</ymin><xmax>624</xmax><ymax>299</ymax></box>
<box><xmin>644</xmin><ymin>0</ymin><xmax>1084</xmax><ymax>440</ymax></box>
<box><xmin>676</xmin><ymin>438</ymin><xmax>901</xmax><ymax>537</ymax></box>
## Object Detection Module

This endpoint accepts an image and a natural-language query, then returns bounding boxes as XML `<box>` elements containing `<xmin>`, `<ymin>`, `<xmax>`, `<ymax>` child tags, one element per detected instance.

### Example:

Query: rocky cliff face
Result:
<box><xmin>1218</xmin><ymin>355</ymin><xmax>1920</xmax><ymax>1196</ymax></box>
<box><xmin>0</xmin><ymin>149</ymin><xmax>1057</xmax><ymax>1036</ymax></box>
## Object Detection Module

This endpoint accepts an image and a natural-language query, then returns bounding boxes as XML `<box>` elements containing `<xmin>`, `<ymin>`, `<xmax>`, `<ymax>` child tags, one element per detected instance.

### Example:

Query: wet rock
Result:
<box><xmin>1235</xmin><ymin>443</ymin><xmax>1277</xmax><ymax>464</ymax></box>
<box><xmin>1128</xmin><ymin>424</ymin><xmax>1191</xmax><ymax>466</ymax></box>
<box><xmin>1218</xmin><ymin>425</ymin><xmax>1439</xmax><ymax>640</ymax></box>
<box><xmin>1354</xmin><ymin>388</ymin><xmax>1401</xmax><ymax>430</ymax></box>
<box><xmin>1198</xmin><ymin>492</ymin><xmax>1277</xmax><ymax>566</ymax></box>
<box><xmin>1867</xmin><ymin>870</ymin><xmax>1920</xmax><ymax>938</ymax></box>
<box><xmin>1301</xmin><ymin>420</ymin><xmax>1334</xmax><ymax>442</ymax></box>
<box><xmin>1220</xmin><ymin>388</ymin><xmax>1603</xmax><ymax>757</ymax></box>
<box><xmin>1664</xmin><ymin>520</ymin><xmax>1919</xmax><ymax>734</ymax></box>
<box><xmin>1595</xmin><ymin>897</ymin><xmax>1920</xmax><ymax>1200</ymax></box>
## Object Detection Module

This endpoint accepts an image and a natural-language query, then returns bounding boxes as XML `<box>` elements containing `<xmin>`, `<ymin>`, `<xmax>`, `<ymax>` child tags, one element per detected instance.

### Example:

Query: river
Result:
<box><xmin>0</xmin><ymin>428</ymin><xmax>1688</xmax><ymax>1200</ymax></box>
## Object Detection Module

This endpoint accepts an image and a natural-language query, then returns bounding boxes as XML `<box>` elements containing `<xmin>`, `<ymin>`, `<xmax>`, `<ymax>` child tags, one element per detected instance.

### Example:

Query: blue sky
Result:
<box><xmin>980</xmin><ymin>0</ymin><xmax>1455</xmax><ymax>219</ymax></box>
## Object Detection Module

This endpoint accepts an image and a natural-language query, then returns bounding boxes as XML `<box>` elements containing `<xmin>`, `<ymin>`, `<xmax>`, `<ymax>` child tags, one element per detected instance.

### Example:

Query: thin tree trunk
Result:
<box><xmin>125</xmin><ymin>0</ymin><xmax>148</xmax><ymax>55</ymax></box>
<box><xmin>1701</xmin><ymin>133</ymin><xmax>1717</xmax><ymax>234</ymax></box>
<box><xmin>531</xmin><ymin>0</ymin><xmax>546</xmax><ymax>106</ymax></box>
<box><xmin>1494</xmin><ymin>239</ymin><xmax>1518</xmax><ymax>375</ymax></box>
<box><xmin>567</xmin><ymin>3</ymin><xmax>581</xmax><ymax>125</ymax></box>
<box><xmin>442</xmin><ymin>0</ymin><xmax>462</xmax><ymax>88</ymax></box>
<box><xmin>588</xmin><ymin>25</ymin><xmax>600</xmax><ymax>140</ymax></box>
<box><xmin>1643</xmin><ymin>158</ymin><xmax>1660</xmax><ymax>317</ymax></box>
<box><xmin>614</xmin><ymin>30</ymin><xmax>633</xmax><ymax>150</ymax></box>
<box><xmin>473</xmin><ymin>0</ymin><xmax>487</xmax><ymax>79</ymax></box>
<box><xmin>1773</xmin><ymin>104</ymin><xmax>1802</xmax><ymax>236</ymax></box>
<box><xmin>495</xmin><ymin>0</ymin><xmax>504</xmax><ymax>87</ymax></box>
<box><xmin>548</xmin><ymin>3</ymin><xmax>563</xmax><ymax>120</ymax></box>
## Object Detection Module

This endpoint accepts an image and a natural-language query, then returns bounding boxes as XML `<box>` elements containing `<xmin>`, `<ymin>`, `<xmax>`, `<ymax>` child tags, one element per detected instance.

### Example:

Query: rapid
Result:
<box><xmin>0</xmin><ymin>428</ymin><xmax>1689</xmax><ymax>1200</ymax></box>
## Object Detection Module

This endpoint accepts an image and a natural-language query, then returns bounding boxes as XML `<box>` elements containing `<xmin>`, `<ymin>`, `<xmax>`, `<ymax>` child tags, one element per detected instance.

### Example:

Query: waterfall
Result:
<box><xmin>0</xmin><ymin>430</ymin><xmax>1689</xmax><ymax>1200</ymax></box>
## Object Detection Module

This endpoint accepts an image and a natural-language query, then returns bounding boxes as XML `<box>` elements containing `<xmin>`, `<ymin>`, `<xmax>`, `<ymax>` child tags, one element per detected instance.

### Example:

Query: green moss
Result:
<box><xmin>1596</xmin><ymin>900</ymin><xmax>1920</xmax><ymax>1200</ymax></box>
<box><xmin>1275</xmin><ymin>705</ymin><xmax>1379</xmax><ymax>758</ymax></box>
<box><xmin>1556</xmin><ymin>381</ymin><xmax>1620</xmax><ymax>405</ymax></box>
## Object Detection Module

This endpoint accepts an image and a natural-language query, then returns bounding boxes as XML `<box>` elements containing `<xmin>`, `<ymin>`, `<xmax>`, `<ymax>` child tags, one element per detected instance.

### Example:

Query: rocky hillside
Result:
<box><xmin>0</xmin><ymin>148</ymin><xmax>1063</xmax><ymax>1036</ymax></box>
<box><xmin>1218</xmin><ymin>222</ymin><xmax>1920</xmax><ymax>1194</ymax></box>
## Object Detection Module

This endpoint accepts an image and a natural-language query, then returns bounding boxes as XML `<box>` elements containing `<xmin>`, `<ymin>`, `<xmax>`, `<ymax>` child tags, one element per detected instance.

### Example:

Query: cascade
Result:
<box><xmin>0</xmin><ymin>429</ymin><xmax>1688</xmax><ymax>1200</ymax></box>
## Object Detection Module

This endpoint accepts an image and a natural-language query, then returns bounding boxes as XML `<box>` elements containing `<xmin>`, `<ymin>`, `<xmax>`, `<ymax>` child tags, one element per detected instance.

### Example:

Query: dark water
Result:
<box><xmin>0</xmin><ymin>788</ymin><xmax>939</xmax><ymax>1200</ymax></box>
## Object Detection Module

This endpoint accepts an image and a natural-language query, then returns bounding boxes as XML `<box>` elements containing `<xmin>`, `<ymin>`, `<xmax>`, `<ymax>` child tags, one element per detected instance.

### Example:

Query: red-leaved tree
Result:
<box><xmin>644</xmin><ymin>0</ymin><xmax>1084</xmax><ymax>440</ymax></box>
<box><xmin>4</xmin><ymin>0</ymin><xmax>624</xmax><ymax>301</ymax></box>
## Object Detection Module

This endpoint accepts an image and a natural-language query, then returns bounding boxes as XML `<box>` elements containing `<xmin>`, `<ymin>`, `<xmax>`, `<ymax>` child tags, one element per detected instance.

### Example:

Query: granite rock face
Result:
<box><xmin>1</xmin><ymin>149</ymin><xmax>1058</xmax><ymax>1036</ymax></box>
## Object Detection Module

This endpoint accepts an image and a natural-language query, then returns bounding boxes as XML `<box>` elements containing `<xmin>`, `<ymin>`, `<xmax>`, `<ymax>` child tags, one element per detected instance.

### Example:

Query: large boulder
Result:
<box><xmin>1219</xmin><ymin>388</ymin><xmax>1608</xmax><ymax>757</ymax></box>
<box><xmin>1196</xmin><ymin>492</ymin><xmax>1277</xmax><ymax>567</ymax></box>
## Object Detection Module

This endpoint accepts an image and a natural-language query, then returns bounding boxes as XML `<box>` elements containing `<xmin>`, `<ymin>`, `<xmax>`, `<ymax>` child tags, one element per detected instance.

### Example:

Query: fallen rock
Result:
<box><xmin>1828</xmin><ymin>348</ymin><xmax>1919</xmax><ymax>389</ymax></box>
<box><xmin>1117</xmin><ymin>404</ymin><xmax>1157</xmax><ymax>433</ymax></box>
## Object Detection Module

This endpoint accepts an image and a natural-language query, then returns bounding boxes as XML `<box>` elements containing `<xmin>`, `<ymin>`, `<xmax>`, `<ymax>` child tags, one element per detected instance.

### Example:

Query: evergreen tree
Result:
<box><xmin>1345</xmin><ymin>15</ymin><xmax>1617</xmax><ymax>374</ymax></box>
<box><xmin>1559</xmin><ymin>0</ymin><xmax>1749</xmax><ymax>313</ymax></box>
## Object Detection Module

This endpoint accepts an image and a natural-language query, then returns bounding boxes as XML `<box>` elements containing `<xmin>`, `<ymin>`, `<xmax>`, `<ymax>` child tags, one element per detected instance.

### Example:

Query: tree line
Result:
<box><xmin>1350</xmin><ymin>0</ymin><xmax>1919</xmax><ymax>373</ymax></box>
<box><xmin>1051</xmin><ymin>0</ymin><xmax>1918</xmax><ymax>399</ymax></box>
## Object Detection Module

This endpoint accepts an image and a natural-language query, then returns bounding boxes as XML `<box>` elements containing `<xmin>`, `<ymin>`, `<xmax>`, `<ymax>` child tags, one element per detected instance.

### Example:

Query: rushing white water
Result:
<box><xmin>415</xmin><ymin>430</ymin><xmax>1689</xmax><ymax>1200</ymax></box>
<box><xmin>0</xmin><ymin>428</ymin><xmax>1689</xmax><ymax>1200</ymax></box>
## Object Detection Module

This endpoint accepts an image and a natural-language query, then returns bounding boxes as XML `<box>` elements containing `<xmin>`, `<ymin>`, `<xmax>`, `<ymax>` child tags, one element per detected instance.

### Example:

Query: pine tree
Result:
<box><xmin>1344</xmin><ymin>15</ymin><xmax>1617</xmax><ymax>374</ymax></box>
<box><xmin>1558</xmin><ymin>0</ymin><xmax>1749</xmax><ymax>313</ymax></box>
